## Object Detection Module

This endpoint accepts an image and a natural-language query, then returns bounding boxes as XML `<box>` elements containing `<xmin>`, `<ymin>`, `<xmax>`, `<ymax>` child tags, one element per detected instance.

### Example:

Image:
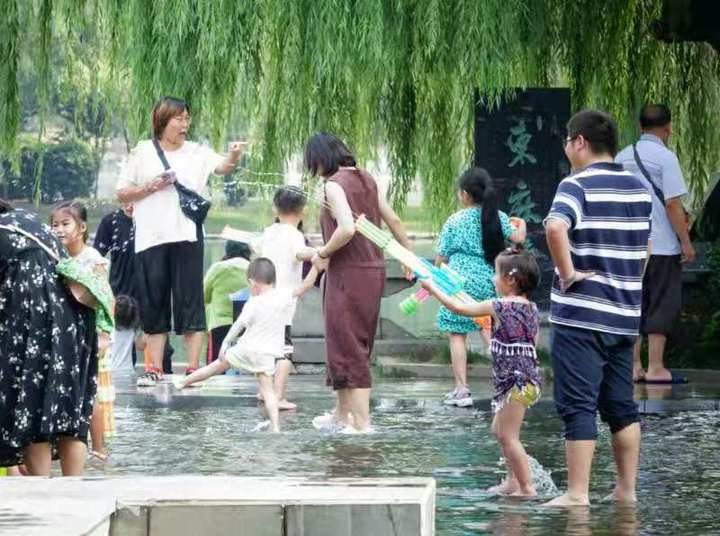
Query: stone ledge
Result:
<box><xmin>0</xmin><ymin>476</ymin><xmax>436</xmax><ymax>536</ymax></box>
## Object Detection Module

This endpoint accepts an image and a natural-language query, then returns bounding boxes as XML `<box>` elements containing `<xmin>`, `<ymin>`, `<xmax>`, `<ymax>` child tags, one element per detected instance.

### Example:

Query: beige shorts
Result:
<box><xmin>223</xmin><ymin>346</ymin><xmax>276</xmax><ymax>375</ymax></box>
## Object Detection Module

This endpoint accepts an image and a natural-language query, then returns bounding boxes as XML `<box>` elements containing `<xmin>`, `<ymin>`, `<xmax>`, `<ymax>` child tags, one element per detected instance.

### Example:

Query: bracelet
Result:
<box><xmin>318</xmin><ymin>249</ymin><xmax>329</xmax><ymax>259</ymax></box>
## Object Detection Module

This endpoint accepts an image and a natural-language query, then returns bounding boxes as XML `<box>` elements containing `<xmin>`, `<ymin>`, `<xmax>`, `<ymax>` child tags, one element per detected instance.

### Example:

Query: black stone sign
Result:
<box><xmin>474</xmin><ymin>88</ymin><xmax>572</xmax><ymax>309</ymax></box>
<box><xmin>474</xmin><ymin>88</ymin><xmax>571</xmax><ymax>231</ymax></box>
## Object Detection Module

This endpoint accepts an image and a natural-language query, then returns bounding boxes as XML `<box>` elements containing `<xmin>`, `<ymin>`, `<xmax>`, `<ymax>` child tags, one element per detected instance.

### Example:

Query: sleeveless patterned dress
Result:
<box><xmin>490</xmin><ymin>300</ymin><xmax>542</xmax><ymax>412</ymax></box>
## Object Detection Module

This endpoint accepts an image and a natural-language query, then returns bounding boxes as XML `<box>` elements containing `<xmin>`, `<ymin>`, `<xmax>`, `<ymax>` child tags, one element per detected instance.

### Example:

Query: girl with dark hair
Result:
<box><xmin>421</xmin><ymin>246</ymin><xmax>541</xmax><ymax>497</ymax></box>
<box><xmin>436</xmin><ymin>167</ymin><xmax>526</xmax><ymax>407</ymax></box>
<box><xmin>50</xmin><ymin>200</ymin><xmax>113</xmax><ymax>461</ymax></box>
<box><xmin>116</xmin><ymin>96</ymin><xmax>247</xmax><ymax>386</ymax></box>
<box><xmin>0</xmin><ymin>204</ymin><xmax>98</xmax><ymax>475</ymax></box>
<box><xmin>304</xmin><ymin>132</ymin><xmax>412</xmax><ymax>433</ymax></box>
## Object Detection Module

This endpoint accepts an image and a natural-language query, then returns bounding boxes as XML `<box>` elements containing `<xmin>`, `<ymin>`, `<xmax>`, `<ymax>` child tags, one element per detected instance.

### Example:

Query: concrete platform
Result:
<box><xmin>0</xmin><ymin>476</ymin><xmax>435</xmax><ymax>536</ymax></box>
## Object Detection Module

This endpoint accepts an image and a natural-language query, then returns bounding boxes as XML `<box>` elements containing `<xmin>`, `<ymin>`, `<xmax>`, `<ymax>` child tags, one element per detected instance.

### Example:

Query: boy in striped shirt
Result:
<box><xmin>544</xmin><ymin>110</ymin><xmax>652</xmax><ymax>507</ymax></box>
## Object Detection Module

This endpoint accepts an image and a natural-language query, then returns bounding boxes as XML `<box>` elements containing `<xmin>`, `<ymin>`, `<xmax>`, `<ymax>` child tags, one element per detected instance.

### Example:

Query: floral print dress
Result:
<box><xmin>0</xmin><ymin>209</ymin><xmax>97</xmax><ymax>466</ymax></box>
<box><xmin>436</xmin><ymin>207</ymin><xmax>514</xmax><ymax>333</ymax></box>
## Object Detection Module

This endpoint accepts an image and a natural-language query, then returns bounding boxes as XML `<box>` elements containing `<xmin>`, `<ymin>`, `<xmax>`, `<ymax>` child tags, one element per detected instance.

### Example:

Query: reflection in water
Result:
<box><xmin>99</xmin><ymin>388</ymin><xmax>720</xmax><ymax>536</ymax></box>
<box><xmin>323</xmin><ymin>440</ymin><xmax>389</xmax><ymax>479</ymax></box>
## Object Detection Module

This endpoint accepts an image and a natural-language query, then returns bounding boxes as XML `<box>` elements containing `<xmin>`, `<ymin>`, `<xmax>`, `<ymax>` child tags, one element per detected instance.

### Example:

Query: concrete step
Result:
<box><xmin>1</xmin><ymin>476</ymin><xmax>436</xmax><ymax>536</ymax></box>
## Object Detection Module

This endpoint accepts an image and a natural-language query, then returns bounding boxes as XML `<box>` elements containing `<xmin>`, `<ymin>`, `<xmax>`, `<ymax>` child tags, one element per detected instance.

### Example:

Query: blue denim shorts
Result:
<box><xmin>551</xmin><ymin>324</ymin><xmax>639</xmax><ymax>441</ymax></box>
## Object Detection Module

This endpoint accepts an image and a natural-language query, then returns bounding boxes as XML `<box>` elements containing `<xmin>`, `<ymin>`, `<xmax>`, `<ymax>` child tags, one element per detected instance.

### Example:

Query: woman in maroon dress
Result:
<box><xmin>305</xmin><ymin>133</ymin><xmax>411</xmax><ymax>433</ymax></box>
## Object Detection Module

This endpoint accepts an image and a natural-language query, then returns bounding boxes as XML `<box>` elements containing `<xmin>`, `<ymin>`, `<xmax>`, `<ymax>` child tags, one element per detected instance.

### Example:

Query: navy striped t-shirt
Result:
<box><xmin>544</xmin><ymin>162</ymin><xmax>652</xmax><ymax>336</ymax></box>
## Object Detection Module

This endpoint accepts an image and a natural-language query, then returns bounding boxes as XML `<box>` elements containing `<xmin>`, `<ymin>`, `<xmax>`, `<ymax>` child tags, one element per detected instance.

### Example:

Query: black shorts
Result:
<box><xmin>135</xmin><ymin>237</ymin><xmax>206</xmax><ymax>335</ymax></box>
<box><xmin>640</xmin><ymin>255</ymin><xmax>682</xmax><ymax>336</ymax></box>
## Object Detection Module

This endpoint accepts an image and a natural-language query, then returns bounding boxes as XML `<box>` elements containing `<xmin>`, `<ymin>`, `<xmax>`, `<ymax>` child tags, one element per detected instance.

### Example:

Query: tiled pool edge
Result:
<box><xmin>0</xmin><ymin>476</ymin><xmax>435</xmax><ymax>536</ymax></box>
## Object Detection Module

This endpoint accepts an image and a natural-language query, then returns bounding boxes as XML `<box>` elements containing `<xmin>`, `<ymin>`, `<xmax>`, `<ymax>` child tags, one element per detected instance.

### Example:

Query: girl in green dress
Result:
<box><xmin>436</xmin><ymin>168</ymin><xmax>526</xmax><ymax>407</ymax></box>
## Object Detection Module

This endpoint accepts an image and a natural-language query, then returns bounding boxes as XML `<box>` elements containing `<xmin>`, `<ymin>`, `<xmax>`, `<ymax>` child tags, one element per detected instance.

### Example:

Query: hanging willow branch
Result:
<box><xmin>2</xmin><ymin>0</ymin><xmax>720</xmax><ymax>222</ymax></box>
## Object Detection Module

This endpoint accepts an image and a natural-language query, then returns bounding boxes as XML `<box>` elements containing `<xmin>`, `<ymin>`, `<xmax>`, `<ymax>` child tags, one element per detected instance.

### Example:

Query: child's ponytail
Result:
<box><xmin>458</xmin><ymin>167</ymin><xmax>504</xmax><ymax>265</ymax></box>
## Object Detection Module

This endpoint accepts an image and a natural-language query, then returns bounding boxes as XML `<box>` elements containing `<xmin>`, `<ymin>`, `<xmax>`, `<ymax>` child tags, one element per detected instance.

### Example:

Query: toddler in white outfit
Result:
<box><xmin>177</xmin><ymin>257</ymin><xmax>317</xmax><ymax>432</ymax></box>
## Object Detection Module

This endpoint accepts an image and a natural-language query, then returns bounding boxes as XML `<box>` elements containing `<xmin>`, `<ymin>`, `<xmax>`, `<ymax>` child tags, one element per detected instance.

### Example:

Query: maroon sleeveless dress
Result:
<box><xmin>320</xmin><ymin>168</ymin><xmax>386</xmax><ymax>390</ymax></box>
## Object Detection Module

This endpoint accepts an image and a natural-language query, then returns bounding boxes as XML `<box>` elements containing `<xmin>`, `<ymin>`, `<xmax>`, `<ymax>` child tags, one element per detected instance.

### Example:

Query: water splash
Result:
<box><xmin>528</xmin><ymin>456</ymin><xmax>558</xmax><ymax>496</ymax></box>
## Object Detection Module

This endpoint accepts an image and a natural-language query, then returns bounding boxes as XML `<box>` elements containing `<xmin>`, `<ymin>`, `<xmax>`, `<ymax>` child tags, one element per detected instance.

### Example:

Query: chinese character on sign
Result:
<box><xmin>506</xmin><ymin>119</ymin><xmax>537</xmax><ymax>167</ymax></box>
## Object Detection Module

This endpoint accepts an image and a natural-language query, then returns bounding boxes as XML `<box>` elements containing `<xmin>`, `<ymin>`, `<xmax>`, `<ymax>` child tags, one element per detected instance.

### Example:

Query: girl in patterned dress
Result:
<box><xmin>423</xmin><ymin>247</ymin><xmax>542</xmax><ymax>497</ymax></box>
<box><xmin>51</xmin><ymin>201</ymin><xmax>113</xmax><ymax>461</ymax></box>
<box><xmin>435</xmin><ymin>168</ymin><xmax>526</xmax><ymax>407</ymax></box>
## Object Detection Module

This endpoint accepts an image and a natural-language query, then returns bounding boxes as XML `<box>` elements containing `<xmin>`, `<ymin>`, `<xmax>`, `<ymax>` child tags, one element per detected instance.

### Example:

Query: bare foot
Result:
<box><xmin>509</xmin><ymin>487</ymin><xmax>537</xmax><ymax>498</ymax></box>
<box><xmin>612</xmin><ymin>488</ymin><xmax>637</xmax><ymax>505</ymax></box>
<box><xmin>172</xmin><ymin>377</ymin><xmax>188</xmax><ymax>390</ymax></box>
<box><xmin>644</xmin><ymin>367</ymin><xmax>672</xmax><ymax>382</ymax></box>
<box><xmin>633</xmin><ymin>368</ymin><xmax>646</xmax><ymax>382</ymax></box>
<box><xmin>278</xmin><ymin>399</ymin><xmax>297</xmax><ymax>411</ymax></box>
<box><xmin>90</xmin><ymin>449</ymin><xmax>109</xmax><ymax>462</ymax></box>
<box><xmin>542</xmin><ymin>493</ymin><xmax>590</xmax><ymax>507</ymax></box>
<box><xmin>487</xmin><ymin>479</ymin><xmax>520</xmax><ymax>495</ymax></box>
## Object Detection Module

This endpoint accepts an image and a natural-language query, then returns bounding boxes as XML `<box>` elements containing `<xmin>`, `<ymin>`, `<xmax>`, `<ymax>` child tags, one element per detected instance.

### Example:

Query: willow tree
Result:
<box><xmin>1</xmin><ymin>0</ymin><xmax>719</xmax><ymax>221</ymax></box>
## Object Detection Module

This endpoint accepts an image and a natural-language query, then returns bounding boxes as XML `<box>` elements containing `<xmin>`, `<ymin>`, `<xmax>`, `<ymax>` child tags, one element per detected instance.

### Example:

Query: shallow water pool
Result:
<box><xmin>96</xmin><ymin>374</ymin><xmax>720</xmax><ymax>535</ymax></box>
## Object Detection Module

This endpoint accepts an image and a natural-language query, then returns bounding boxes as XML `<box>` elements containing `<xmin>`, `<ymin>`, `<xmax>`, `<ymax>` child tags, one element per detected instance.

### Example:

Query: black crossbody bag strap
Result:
<box><xmin>152</xmin><ymin>138</ymin><xmax>171</xmax><ymax>170</ymax></box>
<box><xmin>632</xmin><ymin>142</ymin><xmax>665</xmax><ymax>204</ymax></box>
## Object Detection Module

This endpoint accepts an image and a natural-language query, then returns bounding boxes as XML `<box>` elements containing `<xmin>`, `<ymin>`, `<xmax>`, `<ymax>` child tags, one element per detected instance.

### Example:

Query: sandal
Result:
<box><xmin>137</xmin><ymin>367</ymin><xmax>162</xmax><ymax>387</ymax></box>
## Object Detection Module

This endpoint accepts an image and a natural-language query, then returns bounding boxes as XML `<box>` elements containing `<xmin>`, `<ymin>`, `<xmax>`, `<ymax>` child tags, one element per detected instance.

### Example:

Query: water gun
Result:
<box><xmin>97</xmin><ymin>343</ymin><xmax>115</xmax><ymax>439</ymax></box>
<box><xmin>356</xmin><ymin>215</ymin><xmax>488</xmax><ymax>328</ymax></box>
<box><xmin>398</xmin><ymin>260</ymin><xmax>465</xmax><ymax>313</ymax></box>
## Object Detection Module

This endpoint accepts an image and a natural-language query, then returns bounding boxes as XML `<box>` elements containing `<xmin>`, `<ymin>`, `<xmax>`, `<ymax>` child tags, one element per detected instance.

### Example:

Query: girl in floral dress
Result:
<box><xmin>423</xmin><ymin>247</ymin><xmax>542</xmax><ymax>497</ymax></box>
<box><xmin>51</xmin><ymin>201</ymin><xmax>113</xmax><ymax>461</ymax></box>
<box><xmin>0</xmin><ymin>200</ymin><xmax>97</xmax><ymax>475</ymax></box>
<box><xmin>436</xmin><ymin>168</ymin><xmax>526</xmax><ymax>407</ymax></box>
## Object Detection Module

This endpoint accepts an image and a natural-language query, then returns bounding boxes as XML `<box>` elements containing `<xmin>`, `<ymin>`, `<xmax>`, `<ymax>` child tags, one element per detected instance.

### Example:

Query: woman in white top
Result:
<box><xmin>116</xmin><ymin>96</ymin><xmax>245</xmax><ymax>386</ymax></box>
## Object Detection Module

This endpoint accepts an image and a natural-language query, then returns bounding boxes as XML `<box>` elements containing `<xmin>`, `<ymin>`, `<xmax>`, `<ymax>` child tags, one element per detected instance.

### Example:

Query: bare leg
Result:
<box><xmin>58</xmin><ymin>437</ymin><xmax>87</xmax><ymax>476</ymax></box>
<box><xmin>611</xmin><ymin>423</ymin><xmax>640</xmax><ymax>504</ymax></box>
<box><xmin>89</xmin><ymin>402</ymin><xmax>106</xmax><ymax>459</ymax></box>
<box><xmin>488</xmin><ymin>411</ymin><xmax>520</xmax><ymax>495</ymax></box>
<box><xmin>183</xmin><ymin>331</ymin><xmax>204</xmax><ymax>370</ymax></box>
<box><xmin>632</xmin><ymin>338</ymin><xmax>645</xmax><ymax>381</ymax></box>
<box><xmin>347</xmin><ymin>388</ymin><xmax>372</xmax><ymax>431</ymax></box>
<box><xmin>23</xmin><ymin>442</ymin><xmax>52</xmax><ymax>476</ymax></box>
<box><xmin>492</xmin><ymin>401</ymin><xmax>535</xmax><ymax>497</ymax></box>
<box><xmin>257</xmin><ymin>373</ymin><xmax>280</xmax><ymax>432</ymax></box>
<box><xmin>335</xmin><ymin>389</ymin><xmax>353</xmax><ymax>427</ymax></box>
<box><xmin>146</xmin><ymin>333</ymin><xmax>168</xmax><ymax>371</ymax></box>
<box><xmin>448</xmin><ymin>333</ymin><xmax>468</xmax><ymax>389</ymax></box>
<box><xmin>645</xmin><ymin>334</ymin><xmax>671</xmax><ymax>382</ymax></box>
<box><xmin>274</xmin><ymin>359</ymin><xmax>296</xmax><ymax>410</ymax></box>
<box><xmin>543</xmin><ymin>440</ymin><xmax>595</xmax><ymax>506</ymax></box>
<box><xmin>180</xmin><ymin>359</ymin><xmax>230</xmax><ymax>388</ymax></box>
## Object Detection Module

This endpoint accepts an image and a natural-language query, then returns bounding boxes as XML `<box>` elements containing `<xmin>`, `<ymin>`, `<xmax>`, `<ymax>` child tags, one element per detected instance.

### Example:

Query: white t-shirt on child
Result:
<box><xmin>255</xmin><ymin>223</ymin><xmax>306</xmax><ymax>317</ymax></box>
<box><xmin>116</xmin><ymin>140</ymin><xmax>224</xmax><ymax>253</ymax></box>
<box><xmin>74</xmin><ymin>245</ymin><xmax>110</xmax><ymax>272</ymax></box>
<box><xmin>227</xmin><ymin>288</ymin><xmax>294</xmax><ymax>361</ymax></box>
